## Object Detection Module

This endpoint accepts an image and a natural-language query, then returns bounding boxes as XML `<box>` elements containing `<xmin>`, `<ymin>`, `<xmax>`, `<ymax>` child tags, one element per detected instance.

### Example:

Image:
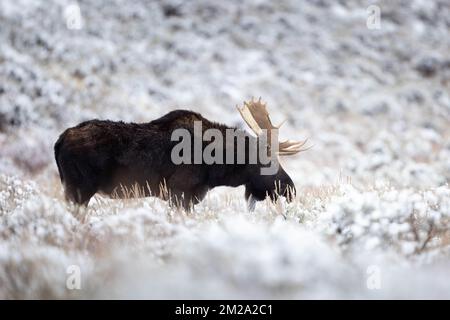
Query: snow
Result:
<box><xmin>0</xmin><ymin>0</ymin><xmax>450</xmax><ymax>299</ymax></box>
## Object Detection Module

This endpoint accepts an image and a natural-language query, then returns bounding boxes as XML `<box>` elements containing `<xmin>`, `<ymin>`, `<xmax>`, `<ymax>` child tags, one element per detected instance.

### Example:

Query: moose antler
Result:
<box><xmin>236</xmin><ymin>98</ymin><xmax>309</xmax><ymax>156</ymax></box>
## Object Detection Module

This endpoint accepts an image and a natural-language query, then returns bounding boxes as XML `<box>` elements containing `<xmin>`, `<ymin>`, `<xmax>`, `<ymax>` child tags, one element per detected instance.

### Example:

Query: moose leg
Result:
<box><xmin>245</xmin><ymin>185</ymin><xmax>257</xmax><ymax>211</ymax></box>
<box><xmin>167</xmin><ymin>189</ymin><xmax>194</xmax><ymax>211</ymax></box>
<box><xmin>165</xmin><ymin>167</ymin><xmax>208</xmax><ymax>211</ymax></box>
<box><xmin>65</xmin><ymin>183</ymin><xmax>97</xmax><ymax>206</ymax></box>
<box><xmin>164</xmin><ymin>185</ymin><xmax>207</xmax><ymax>211</ymax></box>
<box><xmin>59</xmin><ymin>157</ymin><xmax>98</xmax><ymax>206</ymax></box>
<box><xmin>191</xmin><ymin>185</ymin><xmax>208</xmax><ymax>205</ymax></box>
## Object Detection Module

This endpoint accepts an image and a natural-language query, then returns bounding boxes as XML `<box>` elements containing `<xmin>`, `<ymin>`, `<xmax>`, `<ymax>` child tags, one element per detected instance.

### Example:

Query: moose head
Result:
<box><xmin>237</xmin><ymin>98</ymin><xmax>308</xmax><ymax>209</ymax></box>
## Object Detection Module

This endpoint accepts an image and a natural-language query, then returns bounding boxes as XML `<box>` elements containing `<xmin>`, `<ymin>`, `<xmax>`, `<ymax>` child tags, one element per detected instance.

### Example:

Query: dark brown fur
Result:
<box><xmin>54</xmin><ymin>110</ymin><xmax>295</xmax><ymax>209</ymax></box>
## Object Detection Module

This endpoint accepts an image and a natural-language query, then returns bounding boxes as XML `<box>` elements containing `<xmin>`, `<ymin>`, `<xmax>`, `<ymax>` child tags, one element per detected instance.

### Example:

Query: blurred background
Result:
<box><xmin>0</xmin><ymin>0</ymin><xmax>450</xmax><ymax>299</ymax></box>
<box><xmin>1</xmin><ymin>0</ymin><xmax>449</xmax><ymax>188</ymax></box>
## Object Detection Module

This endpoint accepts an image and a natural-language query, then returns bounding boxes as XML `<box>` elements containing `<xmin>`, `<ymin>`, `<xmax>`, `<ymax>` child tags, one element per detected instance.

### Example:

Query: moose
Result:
<box><xmin>54</xmin><ymin>99</ymin><xmax>307</xmax><ymax>210</ymax></box>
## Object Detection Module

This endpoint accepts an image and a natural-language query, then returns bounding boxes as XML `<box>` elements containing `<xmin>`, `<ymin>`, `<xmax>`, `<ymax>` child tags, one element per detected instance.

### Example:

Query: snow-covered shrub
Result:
<box><xmin>319</xmin><ymin>184</ymin><xmax>450</xmax><ymax>257</ymax></box>
<box><xmin>0</xmin><ymin>175</ymin><xmax>37</xmax><ymax>216</ymax></box>
<box><xmin>0</xmin><ymin>0</ymin><xmax>449</xmax><ymax>299</ymax></box>
<box><xmin>0</xmin><ymin>127</ymin><xmax>54</xmax><ymax>174</ymax></box>
<box><xmin>0</xmin><ymin>242</ymin><xmax>92</xmax><ymax>299</ymax></box>
<box><xmin>0</xmin><ymin>48</ymin><xmax>69</xmax><ymax>130</ymax></box>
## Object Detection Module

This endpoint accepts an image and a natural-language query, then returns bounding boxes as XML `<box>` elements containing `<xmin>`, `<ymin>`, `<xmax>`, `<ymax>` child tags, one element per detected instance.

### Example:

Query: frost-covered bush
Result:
<box><xmin>319</xmin><ymin>184</ymin><xmax>450</xmax><ymax>257</ymax></box>
<box><xmin>0</xmin><ymin>243</ymin><xmax>91</xmax><ymax>299</ymax></box>
<box><xmin>1</xmin><ymin>175</ymin><xmax>449</xmax><ymax>299</ymax></box>
<box><xmin>0</xmin><ymin>0</ymin><xmax>450</xmax><ymax>299</ymax></box>
<box><xmin>0</xmin><ymin>194</ymin><xmax>79</xmax><ymax>247</ymax></box>
<box><xmin>0</xmin><ymin>175</ymin><xmax>36</xmax><ymax>216</ymax></box>
<box><xmin>0</xmin><ymin>128</ymin><xmax>54</xmax><ymax>174</ymax></box>
<box><xmin>0</xmin><ymin>48</ymin><xmax>69</xmax><ymax>130</ymax></box>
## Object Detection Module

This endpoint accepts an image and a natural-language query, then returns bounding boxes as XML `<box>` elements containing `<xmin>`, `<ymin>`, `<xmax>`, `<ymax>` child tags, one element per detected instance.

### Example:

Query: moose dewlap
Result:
<box><xmin>54</xmin><ymin>99</ymin><xmax>307</xmax><ymax>210</ymax></box>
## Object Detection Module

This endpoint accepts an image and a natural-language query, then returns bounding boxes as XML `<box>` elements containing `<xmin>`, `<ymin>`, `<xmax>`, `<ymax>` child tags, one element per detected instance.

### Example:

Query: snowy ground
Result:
<box><xmin>0</xmin><ymin>0</ymin><xmax>450</xmax><ymax>299</ymax></box>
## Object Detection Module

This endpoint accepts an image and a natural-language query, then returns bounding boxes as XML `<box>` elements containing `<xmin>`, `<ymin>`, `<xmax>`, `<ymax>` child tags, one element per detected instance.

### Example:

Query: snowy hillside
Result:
<box><xmin>0</xmin><ymin>0</ymin><xmax>449</xmax><ymax>298</ymax></box>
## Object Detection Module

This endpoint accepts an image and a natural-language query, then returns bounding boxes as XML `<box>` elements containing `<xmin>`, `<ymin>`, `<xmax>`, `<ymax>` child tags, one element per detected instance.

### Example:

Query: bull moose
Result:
<box><xmin>54</xmin><ymin>99</ymin><xmax>307</xmax><ymax>210</ymax></box>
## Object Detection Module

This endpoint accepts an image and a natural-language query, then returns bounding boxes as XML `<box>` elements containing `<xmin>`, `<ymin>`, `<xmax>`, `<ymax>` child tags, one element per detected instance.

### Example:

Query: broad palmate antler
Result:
<box><xmin>237</xmin><ymin>98</ymin><xmax>308</xmax><ymax>156</ymax></box>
